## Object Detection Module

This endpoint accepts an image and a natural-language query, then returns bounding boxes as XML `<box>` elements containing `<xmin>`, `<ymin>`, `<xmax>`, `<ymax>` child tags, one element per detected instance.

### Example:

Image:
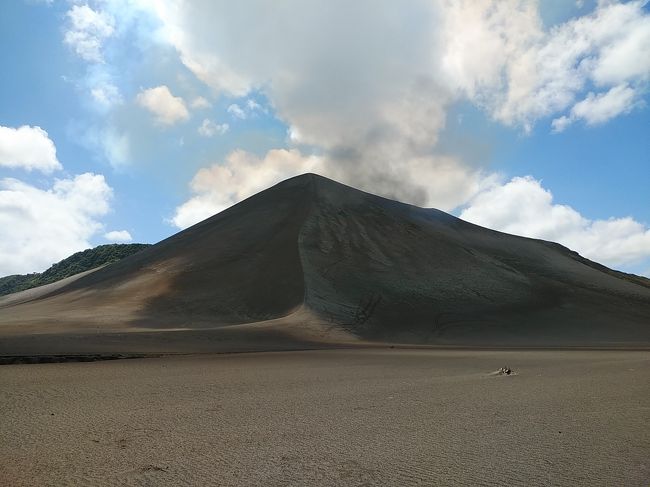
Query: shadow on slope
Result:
<box><xmin>295</xmin><ymin>175</ymin><xmax>650</xmax><ymax>346</ymax></box>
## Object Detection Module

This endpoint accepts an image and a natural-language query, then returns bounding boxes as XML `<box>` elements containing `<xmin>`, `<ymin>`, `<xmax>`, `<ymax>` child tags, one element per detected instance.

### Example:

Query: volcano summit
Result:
<box><xmin>1</xmin><ymin>173</ymin><xmax>649</xmax><ymax>356</ymax></box>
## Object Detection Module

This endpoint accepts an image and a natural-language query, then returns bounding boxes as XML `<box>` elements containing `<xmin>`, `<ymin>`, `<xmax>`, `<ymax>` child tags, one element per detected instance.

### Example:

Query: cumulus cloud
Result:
<box><xmin>90</xmin><ymin>81</ymin><xmax>123</xmax><ymax>110</ymax></box>
<box><xmin>197</xmin><ymin>119</ymin><xmax>229</xmax><ymax>137</ymax></box>
<box><xmin>190</xmin><ymin>96</ymin><xmax>211</xmax><ymax>109</ymax></box>
<box><xmin>246</xmin><ymin>98</ymin><xmax>265</xmax><ymax>113</ymax></box>
<box><xmin>226</xmin><ymin>99</ymin><xmax>266</xmax><ymax>120</ymax></box>
<box><xmin>460</xmin><ymin>176</ymin><xmax>650</xmax><ymax>267</ymax></box>
<box><xmin>171</xmin><ymin>148</ymin><xmax>495</xmax><ymax>229</ymax></box>
<box><xmin>136</xmin><ymin>85</ymin><xmax>189</xmax><ymax>126</ymax></box>
<box><xmin>144</xmin><ymin>0</ymin><xmax>649</xmax><ymax>217</ymax></box>
<box><xmin>0</xmin><ymin>173</ymin><xmax>113</xmax><ymax>275</ymax></box>
<box><xmin>0</xmin><ymin>125</ymin><xmax>61</xmax><ymax>173</ymax></box>
<box><xmin>64</xmin><ymin>4</ymin><xmax>115</xmax><ymax>62</ymax></box>
<box><xmin>444</xmin><ymin>0</ymin><xmax>650</xmax><ymax>130</ymax></box>
<box><xmin>226</xmin><ymin>103</ymin><xmax>246</xmax><ymax>119</ymax></box>
<box><xmin>171</xmin><ymin>149</ymin><xmax>321</xmax><ymax>228</ymax></box>
<box><xmin>145</xmin><ymin>1</ymin><xmax>650</xmax><ymax>137</ymax></box>
<box><xmin>552</xmin><ymin>84</ymin><xmax>638</xmax><ymax>131</ymax></box>
<box><xmin>104</xmin><ymin>230</ymin><xmax>133</xmax><ymax>242</ymax></box>
<box><xmin>143</xmin><ymin>1</ymin><xmax>457</xmax><ymax>191</ymax></box>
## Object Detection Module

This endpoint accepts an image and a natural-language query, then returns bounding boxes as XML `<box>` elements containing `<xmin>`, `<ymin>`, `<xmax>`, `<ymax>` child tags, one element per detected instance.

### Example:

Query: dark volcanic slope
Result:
<box><xmin>1</xmin><ymin>173</ymin><xmax>649</xmax><ymax>351</ymax></box>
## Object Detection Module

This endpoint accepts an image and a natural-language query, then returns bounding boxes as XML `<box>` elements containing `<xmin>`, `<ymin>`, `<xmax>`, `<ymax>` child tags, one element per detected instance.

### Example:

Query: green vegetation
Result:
<box><xmin>0</xmin><ymin>244</ymin><xmax>150</xmax><ymax>297</ymax></box>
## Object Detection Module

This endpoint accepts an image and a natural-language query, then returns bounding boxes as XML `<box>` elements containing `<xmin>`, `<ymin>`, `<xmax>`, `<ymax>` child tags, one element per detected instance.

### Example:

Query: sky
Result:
<box><xmin>0</xmin><ymin>0</ymin><xmax>648</xmax><ymax>277</ymax></box>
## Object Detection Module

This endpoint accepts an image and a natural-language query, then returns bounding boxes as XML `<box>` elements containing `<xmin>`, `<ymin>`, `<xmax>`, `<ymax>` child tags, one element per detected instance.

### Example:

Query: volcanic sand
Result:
<box><xmin>1</xmin><ymin>349</ymin><xmax>649</xmax><ymax>486</ymax></box>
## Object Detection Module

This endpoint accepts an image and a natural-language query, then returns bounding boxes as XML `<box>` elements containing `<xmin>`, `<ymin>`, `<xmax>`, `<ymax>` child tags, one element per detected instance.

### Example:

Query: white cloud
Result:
<box><xmin>64</xmin><ymin>4</ymin><xmax>115</xmax><ymax>63</ymax></box>
<box><xmin>198</xmin><ymin>119</ymin><xmax>229</xmax><ymax>137</ymax></box>
<box><xmin>572</xmin><ymin>84</ymin><xmax>637</xmax><ymax>124</ymax></box>
<box><xmin>143</xmin><ymin>1</ymin><xmax>471</xmax><ymax>206</ymax></box>
<box><xmin>136</xmin><ymin>85</ymin><xmax>189</xmax><ymax>125</ymax></box>
<box><xmin>136</xmin><ymin>0</ymin><xmax>649</xmax><ymax>211</ymax></box>
<box><xmin>0</xmin><ymin>173</ymin><xmax>113</xmax><ymax>275</ymax></box>
<box><xmin>104</xmin><ymin>230</ymin><xmax>133</xmax><ymax>242</ymax></box>
<box><xmin>0</xmin><ymin>125</ymin><xmax>62</xmax><ymax>173</ymax></box>
<box><xmin>90</xmin><ymin>81</ymin><xmax>123</xmax><ymax>109</ymax></box>
<box><xmin>171</xmin><ymin>149</ymin><xmax>321</xmax><ymax>228</ymax></box>
<box><xmin>145</xmin><ymin>1</ymin><xmax>452</xmax><ymax>149</ymax></box>
<box><xmin>590</xmin><ymin>4</ymin><xmax>650</xmax><ymax>86</ymax></box>
<box><xmin>227</xmin><ymin>103</ymin><xmax>246</xmax><ymax>119</ymax></box>
<box><xmin>226</xmin><ymin>99</ymin><xmax>266</xmax><ymax>120</ymax></box>
<box><xmin>103</xmin><ymin>1</ymin><xmax>649</xmax><ymax>145</ymax></box>
<box><xmin>246</xmin><ymin>98</ymin><xmax>263</xmax><ymax>112</ymax></box>
<box><xmin>550</xmin><ymin>115</ymin><xmax>572</xmax><ymax>133</ymax></box>
<box><xmin>552</xmin><ymin>83</ymin><xmax>638</xmax><ymax>131</ymax></box>
<box><xmin>171</xmin><ymin>148</ymin><xmax>495</xmax><ymax>229</ymax></box>
<box><xmin>439</xmin><ymin>0</ymin><xmax>650</xmax><ymax>130</ymax></box>
<box><xmin>460</xmin><ymin>176</ymin><xmax>650</xmax><ymax>267</ymax></box>
<box><xmin>190</xmin><ymin>96</ymin><xmax>211</xmax><ymax>109</ymax></box>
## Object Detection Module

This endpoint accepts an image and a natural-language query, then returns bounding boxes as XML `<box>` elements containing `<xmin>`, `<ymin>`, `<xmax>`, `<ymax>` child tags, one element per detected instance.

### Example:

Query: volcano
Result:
<box><xmin>1</xmin><ymin>173</ymin><xmax>649</xmax><ymax>355</ymax></box>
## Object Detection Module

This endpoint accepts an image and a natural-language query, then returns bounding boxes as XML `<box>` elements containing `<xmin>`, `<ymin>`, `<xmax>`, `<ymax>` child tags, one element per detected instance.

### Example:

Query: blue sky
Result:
<box><xmin>0</xmin><ymin>0</ymin><xmax>648</xmax><ymax>277</ymax></box>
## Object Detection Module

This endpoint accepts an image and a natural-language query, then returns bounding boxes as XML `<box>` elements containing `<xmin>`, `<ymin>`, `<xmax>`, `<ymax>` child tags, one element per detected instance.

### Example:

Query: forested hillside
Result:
<box><xmin>0</xmin><ymin>244</ymin><xmax>150</xmax><ymax>296</ymax></box>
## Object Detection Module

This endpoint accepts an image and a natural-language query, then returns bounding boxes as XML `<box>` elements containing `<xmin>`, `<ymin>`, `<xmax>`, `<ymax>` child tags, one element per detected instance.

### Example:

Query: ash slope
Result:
<box><xmin>1</xmin><ymin>173</ymin><xmax>649</xmax><ymax>351</ymax></box>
